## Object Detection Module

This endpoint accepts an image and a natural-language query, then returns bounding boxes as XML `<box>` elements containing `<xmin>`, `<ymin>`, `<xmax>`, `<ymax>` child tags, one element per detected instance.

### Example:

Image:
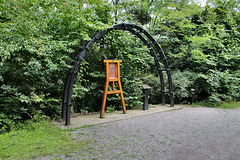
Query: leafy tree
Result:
<box><xmin>0</xmin><ymin>0</ymin><xmax>112</xmax><ymax>132</ymax></box>
<box><xmin>150</xmin><ymin>0</ymin><xmax>240</xmax><ymax>104</ymax></box>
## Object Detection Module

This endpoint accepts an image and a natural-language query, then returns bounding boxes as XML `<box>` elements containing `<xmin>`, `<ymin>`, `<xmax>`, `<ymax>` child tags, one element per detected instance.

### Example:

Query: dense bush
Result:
<box><xmin>153</xmin><ymin>0</ymin><xmax>240</xmax><ymax>104</ymax></box>
<box><xmin>0</xmin><ymin>0</ymin><xmax>112</xmax><ymax>132</ymax></box>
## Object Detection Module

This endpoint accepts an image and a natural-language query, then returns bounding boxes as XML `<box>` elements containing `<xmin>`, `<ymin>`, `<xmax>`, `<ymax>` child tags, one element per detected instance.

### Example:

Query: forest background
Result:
<box><xmin>0</xmin><ymin>0</ymin><xmax>239</xmax><ymax>133</ymax></box>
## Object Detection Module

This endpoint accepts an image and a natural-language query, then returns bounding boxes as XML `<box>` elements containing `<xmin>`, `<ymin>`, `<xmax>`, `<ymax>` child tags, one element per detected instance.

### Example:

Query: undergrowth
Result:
<box><xmin>192</xmin><ymin>101</ymin><xmax>240</xmax><ymax>109</ymax></box>
<box><xmin>217</xmin><ymin>101</ymin><xmax>240</xmax><ymax>109</ymax></box>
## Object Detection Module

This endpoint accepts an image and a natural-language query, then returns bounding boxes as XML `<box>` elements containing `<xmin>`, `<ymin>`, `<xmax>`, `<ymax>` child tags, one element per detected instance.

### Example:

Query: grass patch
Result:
<box><xmin>191</xmin><ymin>103</ymin><xmax>203</xmax><ymax>107</ymax></box>
<box><xmin>63</xmin><ymin>124</ymin><xmax>93</xmax><ymax>132</ymax></box>
<box><xmin>0</xmin><ymin>115</ymin><xmax>91</xmax><ymax>160</ymax></box>
<box><xmin>217</xmin><ymin>101</ymin><xmax>240</xmax><ymax>109</ymax></box>
<box><xmin>191</xmin><ymin>101</ymin><xmax>240</xmax><ymax>109</ymax></box>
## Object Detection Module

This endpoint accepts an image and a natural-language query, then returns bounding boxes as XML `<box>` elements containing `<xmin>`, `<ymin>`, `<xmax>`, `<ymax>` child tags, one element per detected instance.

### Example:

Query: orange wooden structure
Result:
<box><xmin>100</xmin><ymin>60</ymin><xmax>127</xmax><ymax>118</ymax></box>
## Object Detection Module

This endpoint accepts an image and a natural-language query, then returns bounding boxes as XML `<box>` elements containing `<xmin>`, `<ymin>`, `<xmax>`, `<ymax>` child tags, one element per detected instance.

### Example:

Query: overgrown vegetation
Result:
<box><xmin>192</xmin><ymin>100</ymin><xmax>240</xmax><ymax>109</ymax></box>
<box><xmin>1</xmin><ymin>0</ymin><xmax>239</xmax><ymax>133</ymax></box>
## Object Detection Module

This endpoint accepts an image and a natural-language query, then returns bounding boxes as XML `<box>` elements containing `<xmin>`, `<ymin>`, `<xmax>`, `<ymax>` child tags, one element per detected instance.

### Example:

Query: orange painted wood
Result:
<box><xmin>107</xmin><ymin>90</ymin><xmax>121</xmax><ymax>94</ymax></box>
<box><xmin>104</xmin><ymin>60</ymin><xmax>122</xmax><ymax>63</ymax></box>
<box><xmin>100</xmin><ymin>60</ymin><xmax>126</xmax><ymax>118</ymax></box>
<box><xmin>112</xmin><ymin>81</ymin><xmax>115</xmax><ymax>91</ymax></box>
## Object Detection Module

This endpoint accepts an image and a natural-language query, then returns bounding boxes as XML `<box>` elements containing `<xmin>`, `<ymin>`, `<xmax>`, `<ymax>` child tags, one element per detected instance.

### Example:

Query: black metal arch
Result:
<box><xmin>62</xmin><ymin>23</ymin><xmax>174</xmax><ymax>125</ymax></box>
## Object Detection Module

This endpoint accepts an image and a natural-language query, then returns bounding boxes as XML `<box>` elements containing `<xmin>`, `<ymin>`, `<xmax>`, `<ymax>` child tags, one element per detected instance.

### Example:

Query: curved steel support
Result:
<box><xmin>62</xmin><ymin>23</ymin><xmax>174</xmax><ymax>125</ymax></box>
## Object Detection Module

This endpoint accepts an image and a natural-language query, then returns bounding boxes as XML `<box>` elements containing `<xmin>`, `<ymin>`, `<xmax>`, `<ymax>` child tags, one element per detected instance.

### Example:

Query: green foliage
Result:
<box><xmin>0</xmin><ymin>0</ymin><xmax>112</xmax><ymax>132</ymax></box>
<box><xmin>192</xmin><ymin>100</ymin><xmax>240</xmax><ymax>109</ymax></box>
<box><xmin>1</xmin><ymin>0</ymin><xmax>240</xmax><ymax>132</ymax></box>
<box><xmin>217</xmin><ymin>101</ymin><xmax>240</xmax><ymax>109</ymax></box>
<box><xmin>198</xmin><ymin>69</ymin><xmax>240</xmax><ymax>103</ymax></box>
<box><xmin>171</xmin><ymin>70</ymin><xmax>198</xmax><ymax>103</ymax></box>
<box><xmin>152</xmin><ymin>0</ymin><xmax>240</xmax><ymax>104</ymax></box>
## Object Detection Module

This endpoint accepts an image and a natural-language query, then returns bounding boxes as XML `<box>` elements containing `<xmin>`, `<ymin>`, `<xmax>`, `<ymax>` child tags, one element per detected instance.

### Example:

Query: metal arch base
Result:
<box><xmin>62</xmin><ymin>23</ymin><xmax>174</xmax><ymax>126</ymax></box>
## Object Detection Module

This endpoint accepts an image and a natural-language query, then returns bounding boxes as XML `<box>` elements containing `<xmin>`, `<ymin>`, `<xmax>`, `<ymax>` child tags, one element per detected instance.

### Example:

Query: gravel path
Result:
<box><xmin>48</xmin><ymin>106</ymin><xmax>240</xmax><ymax>159</ymax></box>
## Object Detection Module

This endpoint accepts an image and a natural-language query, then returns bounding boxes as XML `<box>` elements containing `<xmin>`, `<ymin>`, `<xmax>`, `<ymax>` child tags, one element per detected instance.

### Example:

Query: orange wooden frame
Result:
<box><xmin>100</xmin><ymin>60</ymin><xmax>127</xmax><ymax>118</ymax></box>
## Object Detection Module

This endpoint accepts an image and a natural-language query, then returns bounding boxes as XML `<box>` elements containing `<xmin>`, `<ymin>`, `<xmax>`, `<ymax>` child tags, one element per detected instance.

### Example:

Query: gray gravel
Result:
<box><xmin>45</xmin><ymin>106</ymin><xmax>240</xmax><ymax>160</ymax></box>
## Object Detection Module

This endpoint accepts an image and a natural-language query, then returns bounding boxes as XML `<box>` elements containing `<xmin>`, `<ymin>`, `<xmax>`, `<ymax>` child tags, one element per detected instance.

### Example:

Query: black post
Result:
<box><xmin>142</xmin><ymin>84</ymin><xmax>151</xmax><ymax>110</ymax></box>
<box><xmin>143</xmin><ymin>89</ymin><xmax>149</xmax><ymax>110</ymax></box>
<box><xmin>65</xmin><ymin>104</ymin><xmax>71</xmax><ymax>126</ymax></box>
<box><xmin>191</xmin><ymin>88</ymin><xmax>195</xmax><ymax>104</ymax></box>
<box><xmin>170</xmin><ymin>92</ymin><xmax>174</xmax><ymax>107</ymax></box>
<box><xmin>162</xmin><ymin>92</ymin><xmax>166</xmax><ymax>105</ymax></box>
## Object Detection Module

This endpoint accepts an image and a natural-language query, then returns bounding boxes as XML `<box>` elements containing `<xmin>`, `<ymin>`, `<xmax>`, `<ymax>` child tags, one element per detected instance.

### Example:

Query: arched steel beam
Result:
<box><xmin>123</xmin><ymin>27</ymin><xmax>166</xmax><ymax>105</ymax></box>
<box><xmin>62</xmin><ymin>23</ymin><xmax>174</xmax><ymax>125</ymax></box>
<box><xmin>112</xmin><ymin>23</ymin><xmax>174</xmax><ymax>106</ymax></box>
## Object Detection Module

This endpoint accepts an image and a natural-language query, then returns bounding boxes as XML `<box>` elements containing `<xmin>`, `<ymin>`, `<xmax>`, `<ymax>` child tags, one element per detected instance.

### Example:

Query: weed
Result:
<box><xmin>106</xmin><ymin>105</ymin><xmax>116</xmax><ymax>113</ymax></box>
<box><xmin>150</xmin><ymin>134</ymin><xmax>155</xmax><ymax>137</ymax></box>
<box><xmin>126</xmin><ymin>154</ymin><xmax>137</xmax><ymax>158</ymax></box>
<box><xmin>63</xmin><ymin>124</ymin><xmax>93</xmax><ymax>132</ymax></box>
<box><xmin>218</xmin><ymin>101</ymin><xmax>240</xmax><ymax>109</ymax></box>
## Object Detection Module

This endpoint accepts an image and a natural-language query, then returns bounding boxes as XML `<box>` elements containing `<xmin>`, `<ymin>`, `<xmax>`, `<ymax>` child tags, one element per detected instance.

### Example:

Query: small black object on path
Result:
<box><xmin>142</xmin><ymin>84</ymin><xmax>151</xmax><ymax>110</ymax></box>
